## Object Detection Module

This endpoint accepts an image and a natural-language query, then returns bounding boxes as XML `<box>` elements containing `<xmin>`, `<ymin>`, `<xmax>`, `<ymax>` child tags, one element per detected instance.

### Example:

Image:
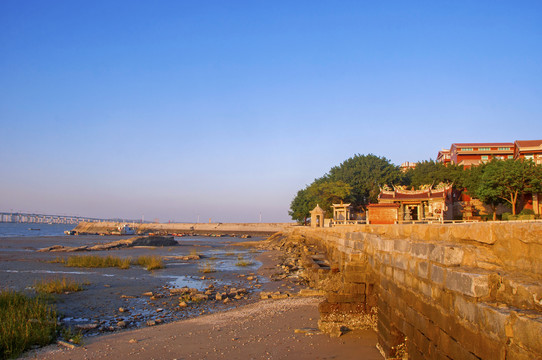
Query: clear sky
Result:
<box><xmin>1</xmin><ymin>1</ymin><xmax>541</xmax><ymax>222</ymax></box>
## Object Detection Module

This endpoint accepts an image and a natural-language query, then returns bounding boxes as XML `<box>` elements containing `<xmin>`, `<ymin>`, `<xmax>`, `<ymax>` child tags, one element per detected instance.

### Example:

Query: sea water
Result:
<box><xmin>0</xmin><ymin>222</ymin><xmax>76</xmax><ymax>237</ymax></box>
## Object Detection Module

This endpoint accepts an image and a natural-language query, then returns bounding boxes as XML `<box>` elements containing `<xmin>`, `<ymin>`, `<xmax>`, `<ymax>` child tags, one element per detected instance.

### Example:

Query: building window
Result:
<box><xmin>508</xmin><ymin>155</ymin><xmax>513</xmax><ymax>159</ymax></box>
<box><xmin>461</xmin><ymin>148</ymin><xmax>473</xmax><ymax>151</ymax></box>
<box><xmin>525</xmin><ymin>154</ymin><xmax>534</xmax><ymax>160</ymax></box>
<box><xmin>481</xmin><ymin>155</ymin><xmax>489</xmax><ymax>161</ymax></box>
<box><xmin>479</xmin><ymin>147</ymin><xmax>491</xmax><ymax>151</ymax></box>
<box><xmin>498</xmin><ymin>147</ymin><xmax>510</xmax><ymax>151</ymax></box>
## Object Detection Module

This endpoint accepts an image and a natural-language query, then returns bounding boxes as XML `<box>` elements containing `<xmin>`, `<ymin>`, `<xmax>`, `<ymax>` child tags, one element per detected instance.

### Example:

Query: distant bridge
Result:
<box><xmin>0</xmin><ymin>212</ymin><xmax>131</xmax><ymax>225</ymax></box>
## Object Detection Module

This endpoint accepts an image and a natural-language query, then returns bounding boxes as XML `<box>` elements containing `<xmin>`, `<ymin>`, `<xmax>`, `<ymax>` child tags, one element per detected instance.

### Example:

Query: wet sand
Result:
<box><xmin>31</xmin><ymin>297</ymin><xmax>381</xmax><ymax>360</ymax></box>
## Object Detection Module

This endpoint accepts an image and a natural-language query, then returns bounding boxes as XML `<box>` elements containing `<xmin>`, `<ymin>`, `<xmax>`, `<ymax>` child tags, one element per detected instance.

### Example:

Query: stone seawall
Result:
<box><xmin>74</xmin><ymin>221</ymin><xmax>294</xmax><ymax>236</ymax></box>
<box><xmin>284</xmin><ymin>223</ymin><xmax>542</xmax><ymax>359</ymax></box>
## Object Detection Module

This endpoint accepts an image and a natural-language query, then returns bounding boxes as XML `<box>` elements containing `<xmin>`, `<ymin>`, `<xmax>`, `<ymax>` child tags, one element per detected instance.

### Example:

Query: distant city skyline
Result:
<box><xmin>1</xmin><ymin>1</ymin><xmax>541</xmax><ymax>222</ymax></box>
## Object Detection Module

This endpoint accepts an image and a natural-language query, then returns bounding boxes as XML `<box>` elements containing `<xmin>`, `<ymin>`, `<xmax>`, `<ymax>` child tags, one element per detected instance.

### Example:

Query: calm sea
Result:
<box><xmin>0</xmin><ymin>222</ymin><xmax>76</xmax><ymax>237</ymax></box>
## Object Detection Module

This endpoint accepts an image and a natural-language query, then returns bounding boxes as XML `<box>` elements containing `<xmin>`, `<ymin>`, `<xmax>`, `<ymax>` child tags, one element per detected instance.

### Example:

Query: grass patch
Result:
<box><xmin>34</xmin><ymin>277</ymin><xmax>83</xmax><ymax>294</ymax></box>
<box><xmin>60</xmin><ymin>255</ymin><xmax>131</xmax><ymax>269</ymax></box>
<box><xmin>0</xmin><ymin>290</ymin><xmax>58</xmax><ymax>359</ymax></box>
<box><xmin>235</xmin><ymin>258</ymin><xmax>254</xmax><ymax>267</ymax></box>
<box><xmin>134</xmin><ymin>256</ymin><xmax>164</xmax><ymax>270</ymax></box>
<box><xmin>55</xmin><ymin>255</ymin><xmax>165</xmax><ymax>271</ymax></box>
<box><xmin>199</xmin><ymin>261</ymin><xmax>216</xmax><ymax>273</ymax></box>
<box><xmin>60</xmin><ymin>327</ymin><xmax>83</xmax><ymax>345</ymax></box>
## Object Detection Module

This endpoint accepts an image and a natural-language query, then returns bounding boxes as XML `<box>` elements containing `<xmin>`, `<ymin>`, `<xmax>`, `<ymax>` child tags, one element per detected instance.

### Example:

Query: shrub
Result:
<box><xmin>0</xmin><ymin>290</ymin><xmax>58</xmax><ymax>359</ymax></box>
<box><xmin>60</xmin><ymin>327</ymin><xmax>83</xmax><ymax>345</ymax></box>
<box><xmin>519</xmin><ymin>208</ymin><xmax>535</xmax><ymax>215</ymax></box>
<box><xmin>501</xmin><ymin>213</ymin><xmax>515</xmax><ymax>221</ymax></box>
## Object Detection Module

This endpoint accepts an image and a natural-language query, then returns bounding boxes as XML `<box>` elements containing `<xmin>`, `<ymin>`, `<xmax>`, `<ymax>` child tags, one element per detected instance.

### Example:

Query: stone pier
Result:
<box><xmin>283</xmin><ymin>222</ymin><xmax>542</xmax><ymax>359</ymax></box>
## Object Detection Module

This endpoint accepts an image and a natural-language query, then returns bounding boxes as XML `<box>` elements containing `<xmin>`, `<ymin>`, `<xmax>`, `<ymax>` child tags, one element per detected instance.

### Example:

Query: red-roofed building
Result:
<box><xmin>514</xmin><ymin>140</ymin><xmax>542</xmax><ymax>165</ymax></box>
<box><xmin>449</xmin><ymin>142</ymin><xmax>514</xmax><ymax>168</ymax></box>
<box><xmin>436</xmin><ymin>149</ymin><xmax>451</xmax><ymax>165</ymax></box>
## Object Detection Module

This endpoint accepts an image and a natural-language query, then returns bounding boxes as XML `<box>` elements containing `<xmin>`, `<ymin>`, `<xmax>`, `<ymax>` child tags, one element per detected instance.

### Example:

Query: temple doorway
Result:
<box><xmin>405</xmin><ymin>205</ymin><xmax>419</xmax><ymax>221</ymax></box>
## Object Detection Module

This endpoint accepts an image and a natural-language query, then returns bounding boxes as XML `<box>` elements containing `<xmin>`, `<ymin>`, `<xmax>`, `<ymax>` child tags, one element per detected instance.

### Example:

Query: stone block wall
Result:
<box><xmin>286</xmin><ymin>222</ymin><xmax>542</xmax><ymax>359</ymax></box>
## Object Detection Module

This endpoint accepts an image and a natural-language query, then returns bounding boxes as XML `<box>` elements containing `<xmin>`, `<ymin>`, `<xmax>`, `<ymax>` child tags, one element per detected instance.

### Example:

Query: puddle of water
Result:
<box><xmin>2</xmin><ymin>269</ymin><xmax>94</xmax><ymax>275</ymax></box>
<box><xmin>0</xmin><ymin>248</ymin><xmax>34</xmax><ymax>252</ymax></box>
<box><xmin>156</xmin><ymin>275</ymin><xmax>211</xmax><ymax>290</ymax></box>
<box><xmin>166</xmin><ymin>262</ymin><xmax>190</xmax><ymax>266</ymax></box>
<box><xmin>63</xmin><ymin>317</ymin><xmax>93</xmax><ymax>323</ymax></box>
<box><xmin>212</xmin><ymin>259</ymin><xmax>262</xmax><ymax>272</ymax></box>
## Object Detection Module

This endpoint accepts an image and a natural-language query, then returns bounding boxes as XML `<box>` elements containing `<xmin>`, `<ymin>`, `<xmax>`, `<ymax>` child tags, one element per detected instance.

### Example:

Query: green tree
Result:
<box><xmin>404</xmin><ymin>160</ymin><xmax>466</xmax><ymax>189</ymax></box>
<box><xmin>463</xmin><ymin>163</ymin><xmax>504</xmax><ymax>220</ymax></box>
<box><xmin>472</xmin><ymin>159</ymin><xmax>542</xmax><ymax>215</ymax></box>
<box><xmin>306</xmin><ymin>180</ymin><xmax>352</xmax><ymax>213</ymax></box>
<box><xmin>288</xmin><ymin>188</ymin><xmax>313</xmax><ymax>225</ymax></box>
<box><xmin>288</xmin><ymin>180</ymin><xmax>352</xmax><ymax>224</ymax></box>
<box><xmin>325</xmin><ymin>154</ymin><xmax>403</xmax><ymax>209</ymax></box>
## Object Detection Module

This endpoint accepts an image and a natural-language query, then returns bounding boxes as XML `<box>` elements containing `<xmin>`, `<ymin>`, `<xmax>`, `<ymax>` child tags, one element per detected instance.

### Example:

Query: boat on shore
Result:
<box><xmin>118</xmin><ymin>224</ymin><xmax>136</xmax><ymax>235</ymax></box>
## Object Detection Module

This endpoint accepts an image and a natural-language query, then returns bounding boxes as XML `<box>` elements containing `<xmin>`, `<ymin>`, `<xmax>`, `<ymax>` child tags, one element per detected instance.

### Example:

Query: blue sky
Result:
<box><xmin>1</xmin><ymin>1</ymin><xmax>541</xmax><ymax>222</ymax></box>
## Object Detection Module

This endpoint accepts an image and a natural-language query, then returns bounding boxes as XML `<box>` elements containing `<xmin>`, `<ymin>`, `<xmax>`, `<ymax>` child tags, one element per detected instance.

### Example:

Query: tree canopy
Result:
<box><xmin>404</xmin><ymin>160</ymin><xmax>466</xmax><ymax>189</ymax></box>
<box><xmin>289</xmin><ymin>154</ymin><xmax>401</xmax><ymax>223</ymax></box>
<box><xmin>288</xmin><ymin>180</ymin><xmax>352</xmax><ymax>224</ymax></box>
<box><xmin>462</xmin><ymin>163</ymin><xmax>505</xmax><ymax>220</ymax></box>
<box><xmin>324</xmin><ymin>154</ymin><xmax>403</xmax><ymax>208</ymax></box>
<box><xmin>465</xmin><ymin>159</ymin><xmax>542</xmax><ymax>215</ymax></box>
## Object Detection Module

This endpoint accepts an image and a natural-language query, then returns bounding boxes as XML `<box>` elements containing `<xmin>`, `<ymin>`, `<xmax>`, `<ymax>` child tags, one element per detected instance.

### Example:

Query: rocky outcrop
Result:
<box><xmin>37</xmin><ymin>236</ymin><xmax>178</xmax><ymax>252</ymax></box>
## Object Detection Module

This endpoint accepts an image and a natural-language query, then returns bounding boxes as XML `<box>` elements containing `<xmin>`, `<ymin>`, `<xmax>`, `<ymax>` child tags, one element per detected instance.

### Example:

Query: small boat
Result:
<box><xmin>29</xmin><ymin>228</ymin><xmax>40</xmax><ymax>231</ymax></box>
<box><xmin>118</xmin><ymin>224</ymin><xmax>136</xmax><ymax>235</ymax></box>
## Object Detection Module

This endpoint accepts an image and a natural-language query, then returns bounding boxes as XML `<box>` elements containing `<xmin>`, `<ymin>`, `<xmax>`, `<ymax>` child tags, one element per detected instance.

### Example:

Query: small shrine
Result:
<box><xmin>310</xmin><ymin>204</ymin><xmax>326</xmax><ymax>228</ymax></box>
<box><xmin>332</xmin><ymin>202</ymin><xmax>352</xmax><ymax>224</ymax></box>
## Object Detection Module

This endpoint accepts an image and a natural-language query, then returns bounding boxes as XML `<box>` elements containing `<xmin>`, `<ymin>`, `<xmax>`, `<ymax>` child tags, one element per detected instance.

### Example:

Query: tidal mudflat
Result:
<box><xmin>0</xmin><ymin>234</ymin><xmax>282</xmax><ymax>335</ymax></box>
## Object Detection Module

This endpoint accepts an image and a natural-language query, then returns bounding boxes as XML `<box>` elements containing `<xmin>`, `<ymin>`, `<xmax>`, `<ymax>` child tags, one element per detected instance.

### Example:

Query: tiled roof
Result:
<box><xmin>379</xmin><ymin>190</ymin><xmax>447</xmax><ymax>201</ymax></box>
<box><xmin>451</xmin><ymin>142</ymin><xmax>514</xmax><ymax>148</ymax></box>
<box><xmin>515</xmin><ymin>140</ymin><xmax>542</xmax><ymax>148</ymax></box>
<box><xmin>367</xmin><ymin>203</ymin><xmax>399</xmax><ymax>208</ymax></box>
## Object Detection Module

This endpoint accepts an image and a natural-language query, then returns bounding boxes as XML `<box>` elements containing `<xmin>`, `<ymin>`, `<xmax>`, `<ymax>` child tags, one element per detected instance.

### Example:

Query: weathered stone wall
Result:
<box><xmin>285</xmin><ymin>222</ymin><xmax>542</xmax><ymax>359</ymax></box>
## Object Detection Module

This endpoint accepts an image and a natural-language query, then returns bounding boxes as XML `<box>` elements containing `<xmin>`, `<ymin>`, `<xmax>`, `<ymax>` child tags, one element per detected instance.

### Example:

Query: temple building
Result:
<box><xmin>368</xmin><ymin>184</ymin><xmax>453</xmax><ymax>224</ymax></box>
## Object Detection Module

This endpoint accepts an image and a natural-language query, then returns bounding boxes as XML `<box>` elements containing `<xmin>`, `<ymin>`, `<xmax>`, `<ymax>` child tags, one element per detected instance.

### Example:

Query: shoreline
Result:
<box><xmin>8</xmin><ymin>236</ymin><xmax>381</xmax><ymax>359</ymax></box>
